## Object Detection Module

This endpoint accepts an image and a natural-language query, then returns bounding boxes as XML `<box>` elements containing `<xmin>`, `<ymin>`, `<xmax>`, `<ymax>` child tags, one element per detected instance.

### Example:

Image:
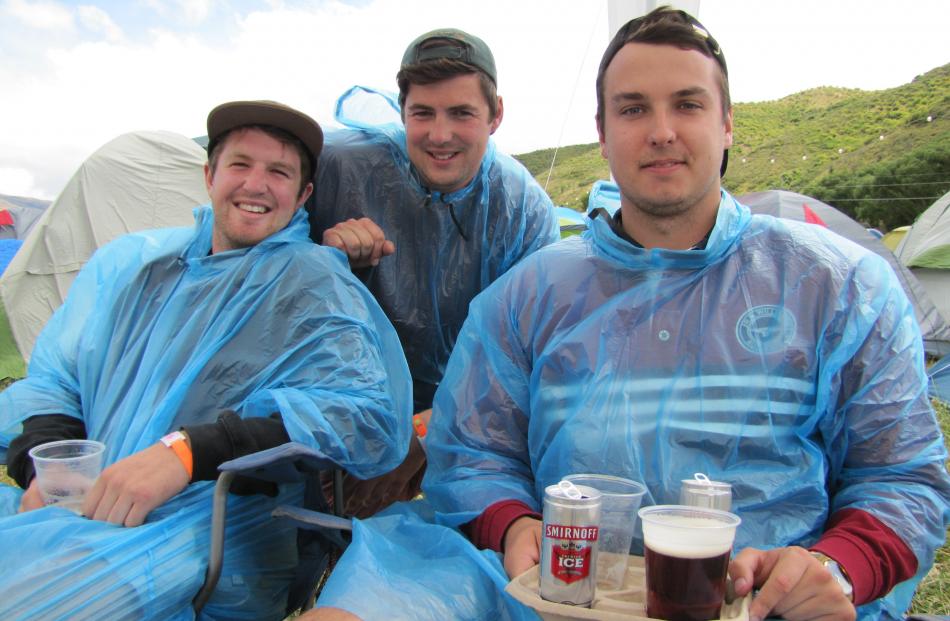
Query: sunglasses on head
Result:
<box><xmin>614</xmin><ymin>9</ymin><xmax>727</xmax><ymax>77</ymax></box>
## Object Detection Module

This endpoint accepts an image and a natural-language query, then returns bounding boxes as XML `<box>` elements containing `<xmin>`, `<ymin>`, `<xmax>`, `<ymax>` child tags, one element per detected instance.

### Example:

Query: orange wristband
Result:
<box><xmin>160</xmin><ymin>431</ymin><xmax>194</xmax><ymax>479</ymax></box>
<box><xmin>412</xmin><ymin>414</ymin><xmax>428</xmax><ymax>438</ymax></box>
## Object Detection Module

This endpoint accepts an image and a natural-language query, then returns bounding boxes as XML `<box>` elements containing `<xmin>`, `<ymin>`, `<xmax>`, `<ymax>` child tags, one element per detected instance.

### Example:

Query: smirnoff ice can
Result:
<box><xmin>540</xmin><ymin>480</ymin><xmax>602</xmax><ymax>606</ymax></box>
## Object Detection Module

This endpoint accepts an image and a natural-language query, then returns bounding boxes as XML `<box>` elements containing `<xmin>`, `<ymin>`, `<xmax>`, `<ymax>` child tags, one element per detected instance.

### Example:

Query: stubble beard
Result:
<box><xmin>624</xmin><ymin>189</ymin><xmax>693</xmax><ymax>219</ymax></box>
<box><xmin>622</xmin><ymin>170</ymin><xmax>720</xmax><ymax>222</ymax></box>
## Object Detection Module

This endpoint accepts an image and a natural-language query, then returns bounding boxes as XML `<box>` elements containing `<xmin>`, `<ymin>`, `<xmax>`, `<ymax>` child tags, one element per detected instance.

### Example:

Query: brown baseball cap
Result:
<box><xmin>206</xmin><ymin>100</ymin><xmax>324</xmax><ymax>164</ymax></box>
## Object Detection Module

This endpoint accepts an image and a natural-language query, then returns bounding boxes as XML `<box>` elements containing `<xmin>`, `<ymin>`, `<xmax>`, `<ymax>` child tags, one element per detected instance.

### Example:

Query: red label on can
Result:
<box><xmin>551</xmin><ymin>543</ymin><xmax>593</xmax><ymax>584</ymax></box>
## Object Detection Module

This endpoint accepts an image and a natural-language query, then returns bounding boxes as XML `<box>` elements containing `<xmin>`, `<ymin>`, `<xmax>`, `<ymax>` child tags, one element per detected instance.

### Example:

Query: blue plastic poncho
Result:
<box><xmin>0</xmin><ymin>205</ymin><xmax>412</xmax><ymax>620</ymax></box>
<box><xmin>320</xmin><ymin>184</ymin><xmax>950</xmax><ymax>621</ymax></box>
<box><xmin>321</xmin><ymin>500</ymin><xmax>538</xmax><ymax>621</ymax></box>
<box><xmin>307</xmin><ymin>87</ymin><xmax>559</xmax><ymax>411</ymax></box>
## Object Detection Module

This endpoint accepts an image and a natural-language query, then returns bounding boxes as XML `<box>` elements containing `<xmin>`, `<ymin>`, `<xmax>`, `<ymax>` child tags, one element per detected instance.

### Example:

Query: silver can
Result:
<box><xmin>679</xmin><ymin>472</ymin><xmax>732</xmax><ymax>511</ymax></box>
<box><xmin>540</xmin><ymin>480</ymin><xmax>602</xmax><ymax>606</ymax></box>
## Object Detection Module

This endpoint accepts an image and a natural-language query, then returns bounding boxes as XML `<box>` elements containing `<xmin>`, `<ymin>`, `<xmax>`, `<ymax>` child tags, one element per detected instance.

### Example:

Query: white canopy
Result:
<box><xmin>0</xmin><ymin>130</ymin><xmax>208</xmax><ymax>364</ymax></box>
<box><xmin>895</xmin><ymin>190</ymin><xmax>950</xmax><ymax>349</ymax></box>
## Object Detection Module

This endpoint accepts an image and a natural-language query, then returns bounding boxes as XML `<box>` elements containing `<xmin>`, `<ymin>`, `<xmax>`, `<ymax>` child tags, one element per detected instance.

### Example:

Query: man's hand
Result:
<box><xmin>730</xmin><ymin>546</ymin><xmax>856</xmax><ymax>621</ymax></box>
<box><xmin>340</xmin><ymin>435</ymin><xmax>426</xmax><ymax>518</ymax></box>
<box><xmin>503</xmin><ymin>516</ymin><xmax>542</xmax><ymax>579</ymax></box>
<box><xmin>18</xmin><ymin>478</ymin><xmax>45</xmax><ymax>512</ymax></box>
<box><xmin>81</xmin><ymin>442</ymin><xmax>190</xmax><ymax>527</ymax></box>
<box><xmin>323</xmin><ymin>218</ymin><xmax>395</xmax><ymax>268</ymax></box>
<box><xmin>413</xmin><ymin>408</ymin><xmax>432</xmax><ymax>442</ymax></box>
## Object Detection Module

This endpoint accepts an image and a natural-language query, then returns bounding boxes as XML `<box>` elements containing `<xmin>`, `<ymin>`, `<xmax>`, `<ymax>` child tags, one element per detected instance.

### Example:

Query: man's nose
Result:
<box><xmin>429</xmin><ymin>114</ymin><xmax>453</xmax><ymax>144</ymax></box>
<box><xmin>243</xmin><ymin>166</ymin><xmax>268</xmax><ymax>193</ymax></box>
<box><xmin>648</xmin><ymin>111</ymin><xmax>676</xmax><ymax>146</ymax></box>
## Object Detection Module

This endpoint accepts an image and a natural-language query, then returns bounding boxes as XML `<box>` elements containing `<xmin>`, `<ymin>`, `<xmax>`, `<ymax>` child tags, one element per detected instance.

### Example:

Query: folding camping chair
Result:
<box><xmin>192</xmin><ymin>442</ymin><xmax>354</xmax><ymax>616</ymax></box>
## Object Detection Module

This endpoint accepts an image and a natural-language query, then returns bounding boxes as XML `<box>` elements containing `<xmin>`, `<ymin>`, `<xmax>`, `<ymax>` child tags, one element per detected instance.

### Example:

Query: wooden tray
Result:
<box><xmin>505</xmin><ymin>556</ymin><xmax>749</xmax><ymax>621</ymax></box>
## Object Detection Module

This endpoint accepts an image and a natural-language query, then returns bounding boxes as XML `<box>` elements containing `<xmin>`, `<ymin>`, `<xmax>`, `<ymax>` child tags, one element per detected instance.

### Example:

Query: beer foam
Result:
<box><xmin>644</xmin><ymin>538</ymin><xmax>733</xmax><ymax>558</ymax></box>
<box><xmin>642</xmin><ymin>514</ymin><xmax>736</xmax><ymax>558</ymax></box>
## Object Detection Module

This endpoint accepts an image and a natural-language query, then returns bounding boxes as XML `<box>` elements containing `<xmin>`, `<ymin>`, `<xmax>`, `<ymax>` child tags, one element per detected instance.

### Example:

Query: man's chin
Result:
<box><xmin>420</xmin><ymin>172</ymin><xmax>466</xmax><ymax>195</ymax></box>
<box><xmin>627</xmin><ymin>193</ymin><xmax>693</xmax><ymax>218</ymax></box>
<box><xmin>215</xmin><ymin>228</ymin><xmax>269</xmax><ymax>251</ymax></box>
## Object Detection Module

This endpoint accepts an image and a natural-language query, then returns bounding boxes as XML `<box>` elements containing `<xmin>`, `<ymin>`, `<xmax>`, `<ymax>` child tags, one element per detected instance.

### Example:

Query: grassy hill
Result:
<box><xmin>515</xmin><ymin>62</ymin><xmax>950</xmax><ymax>231</ymax></box>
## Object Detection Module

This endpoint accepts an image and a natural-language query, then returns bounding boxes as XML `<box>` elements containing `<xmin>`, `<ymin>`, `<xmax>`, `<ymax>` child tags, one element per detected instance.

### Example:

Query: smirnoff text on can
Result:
<box><xmin>539</xmin><ymin>480</ymin><xmax>602</xmax><ymax>607</ymax></box>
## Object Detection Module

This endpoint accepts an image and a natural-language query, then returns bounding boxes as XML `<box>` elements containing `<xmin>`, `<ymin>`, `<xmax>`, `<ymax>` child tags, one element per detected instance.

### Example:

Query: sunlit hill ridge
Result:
<box><xmin>515</xmin><ymin>62</ymin><xmax>950</xmax><ymax>231</ymax></box>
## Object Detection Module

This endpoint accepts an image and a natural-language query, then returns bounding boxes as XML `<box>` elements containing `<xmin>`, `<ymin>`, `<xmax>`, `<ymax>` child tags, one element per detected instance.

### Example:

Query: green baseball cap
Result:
<box><xmin>400</xmin><ymin>28</ymin><xmax>497</xmax><ymax>85</ymax></box>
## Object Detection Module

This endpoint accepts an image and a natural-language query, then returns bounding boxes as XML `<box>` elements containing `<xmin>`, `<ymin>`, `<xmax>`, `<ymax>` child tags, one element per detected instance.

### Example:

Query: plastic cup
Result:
<box><xmin>639</xmin><ymin>505</ymin><xmax>741</xmax><ymax>621</ymax></box>
<box><xmin>564</xmin><ymin>474</ymin><xmax>647</xmax><ymax>590</ymax></box>
<box><xmin>29</xmin><ymin>439</ymin><xmax>105</xmax><ymax>514</ymax></box>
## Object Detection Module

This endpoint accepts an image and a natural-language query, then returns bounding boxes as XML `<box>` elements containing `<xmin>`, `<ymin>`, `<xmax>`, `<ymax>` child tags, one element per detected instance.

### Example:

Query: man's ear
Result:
<box><xmin>204</xmin><ymin>162</ymin><xmax>213</xmax><ymax>193</ymax></box>
<box><xmin>597</xmin><ymin>115</ymin><xmax>608</xmax><ymax>159</ymax></box>
<box><xmin>489</xmin><ymin>96</ymin><xmax>504</xmax><ymax>135</ymax></box>
<box><xmin>723</xmin><ymin>107</ymin><xmax>734</xmax><ymax>148</ymax></box>
<box><xmin>297</xmin><ymin>182</ymin><xmax>314</xmax><ymax>208</ymax></box>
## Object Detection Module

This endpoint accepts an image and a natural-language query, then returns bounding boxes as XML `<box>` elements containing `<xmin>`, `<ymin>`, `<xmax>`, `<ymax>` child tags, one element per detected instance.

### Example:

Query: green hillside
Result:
<box><xmin>515</xmin><ymin>63</ymin><xmax>950</xmax><ymax>231</ymax></box>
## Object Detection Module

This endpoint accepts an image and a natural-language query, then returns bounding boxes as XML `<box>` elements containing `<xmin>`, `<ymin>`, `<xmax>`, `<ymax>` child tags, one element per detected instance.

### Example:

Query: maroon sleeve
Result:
<box><xmin>463</xmin><ymin>499</ymin><xmax>541</xmax><ymax>553</ymax></box>
<box><xmin>809</xmin><ymin>508</ymin><xmax>918</xmax><ymax>605</ymax></box>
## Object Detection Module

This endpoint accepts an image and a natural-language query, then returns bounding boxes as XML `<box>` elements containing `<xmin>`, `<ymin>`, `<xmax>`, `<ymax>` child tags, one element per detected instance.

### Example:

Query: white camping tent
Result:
<box><xmin>895</xmin><ymin>190</ymin><xmax>950</xmax><ymax>336</ymax></box>
<box><xmin>0</xmin><ymin>130</ymin><xmax>209</xmax><ymax>365</ymax></box>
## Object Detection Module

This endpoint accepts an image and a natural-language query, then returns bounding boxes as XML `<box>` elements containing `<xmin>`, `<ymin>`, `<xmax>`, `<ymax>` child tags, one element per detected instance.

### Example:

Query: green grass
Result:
<box><xmin>0</xmin><ymin>379</ymin><xmax>13</xmax><ymax>490</ymax></box>
<box><xmin>909</xmin><ymin>397</ymin><xmax>950</xmax><ymax>615</ymax></box>
<box><xmin>1</xmin><ymin>378</ymin><xmax>948</xmax><ymax>613</ymax></box>
<box><xmin>1</xmin><ymin>376</ymin><xmax>14</xmax><ymax>486</ymax></box>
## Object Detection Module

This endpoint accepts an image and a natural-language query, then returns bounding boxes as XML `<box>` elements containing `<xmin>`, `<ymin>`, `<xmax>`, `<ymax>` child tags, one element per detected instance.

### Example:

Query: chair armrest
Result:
<box><xmin>194</xmin><ymin>442</ymin><xmax>346</xmax><ymax>614</ymax></box>
<box><xmin>193</xmin><ymin>470</ymin><xmax>237</xmax><ymax>614</ymax></box>
<box><xmin>217</xmin><ymin>441</ymin><xmax>337</xmax><ymax>483</ymax></box>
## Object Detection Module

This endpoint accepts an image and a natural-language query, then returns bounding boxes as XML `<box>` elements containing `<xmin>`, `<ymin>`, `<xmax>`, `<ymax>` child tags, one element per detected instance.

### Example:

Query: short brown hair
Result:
<box><xmin>397</xmin><ymin>56</ymin><xmax>499</xmax><ymax>121</ymax></box>
<box><xmin>596</xmin><ymin>6</ymin><xmax>730</xmax><ymax>134</ymax></box>
<box><xmin>207</xmin><ymin>124</ymin><xmax>313</xmax><ymax>198</ymax></box>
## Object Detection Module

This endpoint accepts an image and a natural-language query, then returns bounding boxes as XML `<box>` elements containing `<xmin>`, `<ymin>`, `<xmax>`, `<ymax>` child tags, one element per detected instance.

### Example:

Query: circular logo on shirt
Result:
<box><xmin>736</xmin><ymin>305</ymin><xmax>796</xmax><ymax>354</ymax></box>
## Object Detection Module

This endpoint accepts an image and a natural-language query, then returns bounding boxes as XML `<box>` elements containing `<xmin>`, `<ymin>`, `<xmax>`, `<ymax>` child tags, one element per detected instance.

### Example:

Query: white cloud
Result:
<box><xmin>77</xmin><ymin>5</ymin><xmax>124</xmax><ymax>42</ymax></box>
<box><xmin>1</xmin><ymin>0</ymin><xmax>948</xmax><ymax>200</ymax></box>
<box><xmin>2</xmin><ymin>0</ymin><xmax>74</xmax><ymax>31</ymax></box>
<box><xmin>142</xmin><ymin>0</ymin><xmax>215</xmax><ymax>26</ymax></box>
<box><xmin>699</xmin><ymin>0</ymin><xmax>950</xmax><ymax>104</ymax></box>
<box><xmin>178</xmin><ymin>0</ymin><xmax>214</xmax><ymax>25</ymax></box>
<box><xmin>0</xmin><ymin>168</ymin><xmax>42</xmax><ymax>199</ymax></box>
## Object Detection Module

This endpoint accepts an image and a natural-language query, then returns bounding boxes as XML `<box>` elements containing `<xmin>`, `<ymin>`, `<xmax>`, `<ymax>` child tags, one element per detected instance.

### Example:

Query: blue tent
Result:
<box><xmin>0</xmin><ymin>240</ymin><xmax>22</xmax><ymax>277</ymax></box>
<box><xmin>930</xmin><ymin>354</ymin><xmax>950</xmax><ymax>404</ymax></box>
<box><xmin>554</xmin><ymin>206</ymin><xmax>585</xmax><ymax>238</ymax></box>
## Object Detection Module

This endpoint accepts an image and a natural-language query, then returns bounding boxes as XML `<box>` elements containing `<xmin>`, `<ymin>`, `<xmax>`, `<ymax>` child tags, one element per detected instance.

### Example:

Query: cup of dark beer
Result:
<box><xmin>638</xmin><ymin>505</ymin><xmax>741</xmax><ymax>621</ymax></box>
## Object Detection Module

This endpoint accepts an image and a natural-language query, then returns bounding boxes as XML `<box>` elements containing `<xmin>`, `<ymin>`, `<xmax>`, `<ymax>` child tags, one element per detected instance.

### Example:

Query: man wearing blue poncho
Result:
<box><xmin>306</xmin><ymin>28</ymin><xmax>559</xmax><ymax>517</ymax></box>
<box><xmin>0</xmin><ymin>101</ymin><xmax>412</xmax><ymax>620</ymax></box>
<box><xmin>307</xmin><ymin>8</ymin><xmax>950</xmax><ymax>621</ymax></box>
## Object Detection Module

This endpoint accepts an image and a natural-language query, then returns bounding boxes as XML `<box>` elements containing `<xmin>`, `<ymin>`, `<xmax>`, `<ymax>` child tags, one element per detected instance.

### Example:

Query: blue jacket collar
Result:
<box><xmin>182</xmin><ymin>204</ymin><xmax>311</xmax><ymax>262</ymax></box>
<box><xmin>587</xmin><ymin>189</ymin><xmax>751</xmax><ymax>270</ymax></box>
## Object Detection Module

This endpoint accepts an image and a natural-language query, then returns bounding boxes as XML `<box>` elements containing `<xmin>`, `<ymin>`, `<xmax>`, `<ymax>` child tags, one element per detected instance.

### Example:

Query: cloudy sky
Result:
<box><xmin>1</xmin><ymin>0</ymin><xmax>948</xmax><ymax>200</ymax></box>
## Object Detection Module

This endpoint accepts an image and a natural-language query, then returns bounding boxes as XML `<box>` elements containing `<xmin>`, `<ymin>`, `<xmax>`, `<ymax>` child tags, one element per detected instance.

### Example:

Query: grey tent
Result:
<box><xmin>740</xmin><ymin>190</ymin><xmax>950</xmax><ymax>357</ymax></box>
<box><xmin>0</xmin><ymin>194</ymin><xmax>49</xmax><ymax>240</ymax></box>
<box><xmin>0</xmin><ymin>130</ymin><xmax>209</xmax><ymax>378</ymax></box>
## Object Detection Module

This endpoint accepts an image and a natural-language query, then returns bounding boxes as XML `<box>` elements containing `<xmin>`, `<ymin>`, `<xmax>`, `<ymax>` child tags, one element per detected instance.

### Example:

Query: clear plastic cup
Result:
<box><xmin>564</xmin><ymin>474</ymin><xmax>647</xmax><ymax>590</ymax></box>
<box><xmin>639</xmin><ymin>505</ymin><xmax>741</xmax><ymax>621</ymax></box>
<box><xmin>29</xmin><ymin>439</ymin><xmax>106</xmax><ymax>514</ymax></box>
